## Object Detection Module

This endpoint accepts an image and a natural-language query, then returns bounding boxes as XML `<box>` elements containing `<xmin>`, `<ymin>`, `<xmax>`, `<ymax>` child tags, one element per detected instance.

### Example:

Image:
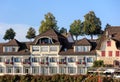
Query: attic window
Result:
<box><xmin>38</xmin><ymin>38</ymin><xmax>53</xmax><ymax>44</ymax></box>
<box><xmin>107</xmin><ymin>41</ymin><xmax>111</xmax><ymax>46</ymax></box>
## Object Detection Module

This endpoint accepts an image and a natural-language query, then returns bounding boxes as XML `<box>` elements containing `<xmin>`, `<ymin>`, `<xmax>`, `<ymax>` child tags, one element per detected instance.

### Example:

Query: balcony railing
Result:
<box><xmin>76</xmin><ymin>62</ymin><xmax>86</xmax><ymax>65</ymax></box>
<box><xmin>39</xmin><ymin>62</ymin><xmax>49</xmax><ymax>65</ymax></box>
<box><xmin>57</xmin><ymin>62</ymin><xmax>67</xmax><ymax>64</ymax></box>
<box><xmin>5</xmin><ymin>62</ymin><xmax>14</xmax><ymax>65</ymax></box>
<box><xmin>22</xmin><ymin>62</ymin><xmax>31</xmax><ymax>65</ymax></box>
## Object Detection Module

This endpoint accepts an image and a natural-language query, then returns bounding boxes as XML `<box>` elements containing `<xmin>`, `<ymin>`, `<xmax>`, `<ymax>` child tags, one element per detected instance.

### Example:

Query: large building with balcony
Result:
<box><xmin>0</xmin><ymin>29</ymin><xmax>96</xmax><ymax>75</ymax></box>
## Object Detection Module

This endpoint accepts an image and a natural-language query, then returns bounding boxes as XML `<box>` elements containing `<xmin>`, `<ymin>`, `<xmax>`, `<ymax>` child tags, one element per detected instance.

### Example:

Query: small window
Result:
<box><xmin>101</xmin><ymin>51</ymin><xmax>105</xmax><ymax>57</ymax></box>
<box><xmin>50</xmin><ymin>57</ymin><xmax>56</xmax><ymax>62</ymax></box>
<box><xmin>109</xmin><ymin>51</ymin><xmax>112</xmax><ymax>57</ymax></box>
<box><xmin>107</xmin><ymin>41</ymin><xmax>111</xmax><ymax>46</ymax></box>
<box><xmin>68</xmin><ymin>57</ymin><xmax>75</xmax><ymax>62</ymax></box>
<box><xmin>87</xmin><ymin>57</ymin><xmax>93</xmax><ymax>63</ymax></box>
<box><xmin>14</xmin><ymin>58</ymin><xmax>21</xmax><ymax>62</ymax></box>
<box><xmin>116</xmin><ymin>51</ymin><xmax>119</xmax><ymax>57</ymax></box>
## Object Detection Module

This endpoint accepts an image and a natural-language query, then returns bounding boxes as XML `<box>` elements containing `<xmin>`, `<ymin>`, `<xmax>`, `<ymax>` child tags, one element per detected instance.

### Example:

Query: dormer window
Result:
<box><xmin>4</xmin><ymin>46</ymin><xmax>18</xmax><ymax>52</ymax></box>
<box><xmin>38</xmin><ymin>38</ymin><xmax>53</xmax><ymax>44</ymax></box>
<box><xmin>75</xmin><ymin>46</ymin><xmax>90</xmax><ymax>52</ymax></box>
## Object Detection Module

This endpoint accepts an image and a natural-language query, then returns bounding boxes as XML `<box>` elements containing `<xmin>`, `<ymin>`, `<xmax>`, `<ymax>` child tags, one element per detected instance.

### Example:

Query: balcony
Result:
<box><xmin>22</xmin><ymin>62</ymin><xmax>31</xmax><ymax>65</ymax></box>
<box><xmin>39</xmin><ymin>62</ymin><xmax>49</xmax><ymax>65</ymax></box>
<box><xmin>57</xmin><ymin>62</ymin><xmax>67</xmax><ymax>65</ymax></box>
<box><xmin>76</xmin><ymin>62</ymin><xmax>86</xmax><ymax>67</ymax></box>
<box><xmin>5</xmin><ymin>62</ymin><xmax>14</xmax><ymax>65</ymax></box>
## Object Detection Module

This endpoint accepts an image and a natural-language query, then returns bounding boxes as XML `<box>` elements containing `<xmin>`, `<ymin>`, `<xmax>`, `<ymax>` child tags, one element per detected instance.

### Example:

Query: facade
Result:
<box><xmin>96</xmin><ymin>26</ymin><xmax>120</xmax><ymax>66</ymax></box>
<box><xmin>0</xmin><ymin>29</ymin><xmax>96</xmax><ymax>75</ymax></box>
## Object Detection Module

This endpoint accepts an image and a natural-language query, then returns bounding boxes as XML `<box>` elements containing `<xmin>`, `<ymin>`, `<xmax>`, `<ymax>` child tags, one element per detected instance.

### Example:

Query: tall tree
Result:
<box><xmin>69</xmin><ymin>20</ymin><xmax>83</xmax><ymax>40</ymax></box>
<box><xmin>3</xmin><ymin>28</ymin><xmax>16</xmax><ymax>40</ymax></box>
<box><xmin>26</xmin><ymin>27</ymin><xmax>36</xmax><ymax>40</ymax></box>
<box><xmin>59</xmin><ymin>27</ymin><xmax>67</xmax><ymax>34</ymax></box>
<box><xmin>39</xmin><ymin>12</ymin><xmax>58</xmax><ymax>34</ymax></box>
<box><xmin>83</xmin><ymin>11</ymin><xmax>101</xmax><ymax>39</ymax></box>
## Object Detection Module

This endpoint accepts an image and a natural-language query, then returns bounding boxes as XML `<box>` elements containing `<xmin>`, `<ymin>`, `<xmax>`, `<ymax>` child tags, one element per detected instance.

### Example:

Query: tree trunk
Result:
<box><xmin>75</xmin><ymin>36</ymin><xmax>78</xmax><ymax>42</ymax></box>
<box><xmin>90</xmin><ymin>35</ymin><xmax>93</xmax><ymax>40</ymax></box>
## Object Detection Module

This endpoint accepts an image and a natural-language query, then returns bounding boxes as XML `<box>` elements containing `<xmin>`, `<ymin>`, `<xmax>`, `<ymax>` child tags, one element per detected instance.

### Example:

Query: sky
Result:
<box><xmin>0</xmin><ymin>0</ymin><xmax>120</xmax><ymax>42</ymax></box>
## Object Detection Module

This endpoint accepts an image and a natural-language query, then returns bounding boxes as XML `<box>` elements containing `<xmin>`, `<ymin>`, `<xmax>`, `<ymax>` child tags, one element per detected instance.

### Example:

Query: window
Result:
<box><xmin>59</xmin><ymin>57</ymin><xmax>66</xmax><ymax>62</ymax></box>
<box><xmin>87</xmin><ymin>57</ymin><xmax>93</xmax><ymax>63</ymax></box>
<box><xmin>59</xmin><ymin>67</ymin><xmax>66</xmax><ymax>74</ymax></box>
<box><xmin>41</xmin><ymin>67</ymin><xmax>48</xmax><ymax>75</ymax></box>
<box><xmin>24</xmin><ymin>67</ymin><xmax>30</xmax><ymax>74</ymax></box>
<box><xmin>109</xmin><ymin>51</ymin><xmax>112</xmax><ymax>57</ymax></box>
<box><xmin>39</xmin><ymin>38</ymin><xmax>52</xmax><ymax>44</ymax></box>
<box><xmin>41</xmin><ymin>57</ymin><xmax>48</xmax><ymax>62</ymax></box>
<box><xmin>0</xmin><ymin>57</ymin><xmax>3</xmax><ymax>62</ymax></box>
<box><xmin>14</xmin><ymin>57</ymin><xmax>21</xmax><ymax>62</ymax></box>
<box><xmin>50</xmin><ymin>57</ymin><xmax>56</xmax><ymax>62</ymax></box>
<box><xmin>116</xmin><ymin>51</ymin><xmax>120</xmax><ymax>57</ymax></box>
<box><xmin>78</xmin><ymin>67</ymin><xmax>86</xmax><ymax>74</ymax></box>
<box><xmin>32</xmin><ymin>57</ymin><xmax>38</xmax><ymax>62</ymax></box>
<box><xmin>50</xmin><ymin>46</ymin><xmax>57</xmax><ymax>51</ymax></box>
<box><xmin>0</xmin><ymin>67</ymin><xmax>4</xmax><ymax>73</ymax></box>
<box><xmin>68</xmin><ymin>57</ymin><xmax>75</xmax><ymax>62</ymax></box>
<box><xmin>101</xmin><ymin>51</ymin><xmax>105</xmax><ymax>57</ymax></box>
<box><xmin>32</xmin><ymin>46</ymin><xmax>39</xmax><ymax>51</ymax></box>
<box><xmin>23</xmin><ymin>58</ymin><xmax>30</xmax><ymax>63</ymax></box>
<box><xmin>76</xmin><ymin>46</ymin><xmax>89</xmax><ymax>52</ymax></box>
<box><xmin>68</xmin><ymin>67</ymin><xmax>76</xmax><ymax>74</ymax></box>
<box><xmin>41</xmin><ymin>46</ymin><xmax>48</xmax><ymax>52</ymax></box>
<box><xmin>15</xmin><ymin>67</ymin><xmax>21</xmax><ymax>73</ymax></box>
<box><xmin>49</xmin><ymin>67</ymin><xmax>57</xmax><ymax>74</ymax></box>
<box><xmin>6</xmin><ymin>67</ymin><xmax>13</xmax><ymax>73</ymax></box>
<box><xmin>32</xmin><ymin>67</ymin><xmax>39</xmax><ymax>74</ymax></box>
<box><xmin>78</xmin><ymin>59</ymin><xmax>83</xmax><ymax>64</ymax></box>
<box><xmin>107</xmin><ymin>41</ymin><xmax>111</xmax><ymax>46</ymax></box>
<box><xmin>4</xmin><ymin>46</ymin><xmax>17</xmax><ymax>52</ymax></box>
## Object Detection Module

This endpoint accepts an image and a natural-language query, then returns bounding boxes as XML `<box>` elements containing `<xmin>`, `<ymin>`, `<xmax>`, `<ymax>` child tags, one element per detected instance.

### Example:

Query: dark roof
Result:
<box><xmin>74</xmin><ymin>38</ymin><xmax>91</xmax><ymax>46</ymax></box>
<box><xmin>96</xmin><ymin>26</ymin><xmax>120</xmax><ymax>50</ymax></box>
<box><xmin>0</xmin><ymin>39</ymin><xmax>31</xmax><ymax>55</ymax></box>
<box><xmin>59</xmin><ymin>38</ymin><xmax>96</xmax><ymax>55</ymax></box>
<box><xmin>33</xmin><ymin>29</ymin><xmax>68</xmax><ymax>45</ymax></box>
<box><xmin>3</xmin><ymin>39</ymin><xmax>21</xmax><ymax>46</ymax></box>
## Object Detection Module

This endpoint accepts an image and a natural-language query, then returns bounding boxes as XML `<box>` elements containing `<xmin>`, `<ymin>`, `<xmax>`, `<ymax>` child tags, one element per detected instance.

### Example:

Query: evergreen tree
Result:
<box><xmin>39</xmin><ymin>12</ymin><xmax>58</xmax><ymax>34</ymax></box>
<box><xmin>26</xmin><ymin>27</ymin><xmax>36</xmax><ymax>40</ymax></box>
<box><xmin>3</xmin><ymin>28</ymin><xmax>16</xmax><ymax>40</ymax></box>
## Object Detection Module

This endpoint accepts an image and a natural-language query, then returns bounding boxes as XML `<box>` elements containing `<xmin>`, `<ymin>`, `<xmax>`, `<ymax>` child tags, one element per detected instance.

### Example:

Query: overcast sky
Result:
<box><xmin>0</xmin><ymin>0</ymin><xmax>120</xmax><ymax>42</ymax></box>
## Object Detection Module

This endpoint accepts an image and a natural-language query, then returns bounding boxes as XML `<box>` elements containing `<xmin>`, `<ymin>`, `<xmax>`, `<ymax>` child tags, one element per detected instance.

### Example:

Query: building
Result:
<box><xmin>96</xmin><ymin>26</ymin><xmax>120</xmax><ymax>67</ymax></box>
<box><xmin>0</xmin><ymin>29</ymin><xmax>96</xmax><ymax>75</ymax></box>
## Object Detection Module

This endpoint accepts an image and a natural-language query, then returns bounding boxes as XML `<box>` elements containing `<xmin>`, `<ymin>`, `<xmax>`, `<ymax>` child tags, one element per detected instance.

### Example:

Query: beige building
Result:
<box><xmin>96</xmin><ymin>26</ymin><xmax>120</xmax><ymax>66</ymax></box>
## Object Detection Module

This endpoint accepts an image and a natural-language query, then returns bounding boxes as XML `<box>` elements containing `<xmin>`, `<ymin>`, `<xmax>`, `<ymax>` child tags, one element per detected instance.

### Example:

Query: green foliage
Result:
<box><xmin>59</xmin><ymin>27</ymin><xmax>67</xmax><ymax>33</ymax></box>
<box><xmin>39</xmin><ymin>12</ymin><xmax>58</xmax><ymax>34</ymax></box>
<box><xmin>26</xmin><ymin>27</ymin><xmax>36</xmax><ymax>40</ymax></box>
<box><xmin>69</xmin><ymin>19</ymin><xmax>83</xmax><ymax>40</ymax></box>
<box><xmin>93</xmin><ymin>60</ymin><xmax>104</xmax><ymax>67</ymax></box>
<box><xmin>0</xmin><ymin>74</ymin><xmax>119</xmax><ymax>82</ymax></box>
<box><xmin>83</xmin><ymin>11</ymin><xmax>101</xmax><ymax>39</ymax></box>
<box><xmin>3</xmin><ymin>28</ymin><xmax>16</xmax><ymax>40</ymax></box>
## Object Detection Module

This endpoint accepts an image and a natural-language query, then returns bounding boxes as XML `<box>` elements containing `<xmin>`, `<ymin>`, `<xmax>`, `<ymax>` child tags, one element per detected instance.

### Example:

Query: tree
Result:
<box><xmin>39</xmin><ymin>12</ymin><xmax>58</xmax><ymax>34</ymax></box>
<box><xmin>26</xmin><ymin>27</ymin><xmax>36</xmax><ymax>40</ymax></box>
<box><xmin>59</xmin><ymin>27</ymin><xmax>67</xmax><ymax>34</ymax></box>
<box><xmin>3</xmin><ymin>28</ymin><xmax>16</xmax><ymax>40</ymax></box>
<box><xmin>93</xmin><ymin>60</ymin><xmax>104</xmax><ymax>67</ymax></box>
<box><xmin>83</xmin><ymin>11</ymin><xmax>101</xmax><ymax>39</ymax></box>
<box><xmin>69</xmin><ymin>20</ymin><xmax>83</xmax><ymax>40</ymax></box>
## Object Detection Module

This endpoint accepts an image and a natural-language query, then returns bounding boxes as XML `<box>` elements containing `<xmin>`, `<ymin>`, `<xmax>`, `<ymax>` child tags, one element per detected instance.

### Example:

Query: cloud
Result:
<box><xmin>0</xmin><ymin>23</ymin><xmax>38</xmax><ymax>42</ymax></box>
